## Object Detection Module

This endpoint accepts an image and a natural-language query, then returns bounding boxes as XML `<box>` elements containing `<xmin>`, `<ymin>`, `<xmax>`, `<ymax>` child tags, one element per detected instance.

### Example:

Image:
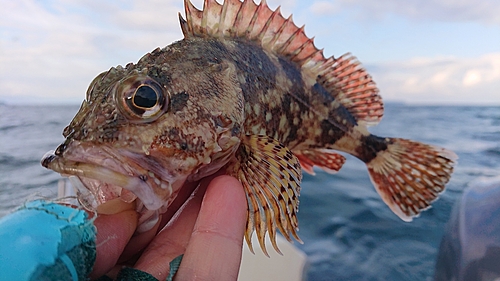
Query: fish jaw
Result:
<box><xmin>41</xmin><ymin>141</ymin><xmax>191</xmax><ymax>214</ymax></box>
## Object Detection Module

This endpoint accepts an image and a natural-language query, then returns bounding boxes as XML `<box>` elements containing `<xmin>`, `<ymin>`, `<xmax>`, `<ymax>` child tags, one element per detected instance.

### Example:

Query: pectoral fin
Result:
<box><xmin>227</xmin><ymin>135</ymin><xmax>303</xmax><ymax>256</ymax></box>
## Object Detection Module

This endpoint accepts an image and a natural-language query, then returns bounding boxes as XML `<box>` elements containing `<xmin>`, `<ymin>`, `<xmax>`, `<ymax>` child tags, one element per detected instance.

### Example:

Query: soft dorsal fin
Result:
<box><xmin>179</xmin><ymin>0</ymin><xmax>384</xmax><ymax>126</ymax></box>
<box><xmin>316</xmin><ymin>54</ymin><xmax>384</xmax><ymax>126</ymax></box>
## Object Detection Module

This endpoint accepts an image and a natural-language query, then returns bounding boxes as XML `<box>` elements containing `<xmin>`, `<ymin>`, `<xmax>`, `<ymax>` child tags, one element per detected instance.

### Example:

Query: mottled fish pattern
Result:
<box><xmin>42</xmin><ymin>0</ymin><xmax>457</xmax><ymax>254</ymax></box>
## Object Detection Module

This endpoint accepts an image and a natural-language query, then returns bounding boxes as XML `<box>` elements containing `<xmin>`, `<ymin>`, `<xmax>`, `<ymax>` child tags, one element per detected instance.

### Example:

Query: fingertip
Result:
<box><xmin>118</xmin><ymin>214</ymin><xmax>162</xmax><ymax>263</ymax></box>
<box><xmin>90</xmin><ymin>210</ymin><xmax>138</xmax><ymax>279</ymax></box>
<box><xmin>175</xmin><ymin>175</ymin><xmax>247</xmax><ymax>281</ymax></box>
<box><xmin>204</xmin><ymin>175</ymin><xmax>247</xmax><ymax>215</ymax></box>
<box><xmin>202</xmin><ymin>175</ymin><xmax>247</xmax><ymax>236</ymax></box>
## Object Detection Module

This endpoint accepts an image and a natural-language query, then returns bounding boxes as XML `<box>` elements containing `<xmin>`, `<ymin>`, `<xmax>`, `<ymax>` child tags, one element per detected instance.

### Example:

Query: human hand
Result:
<box><xmin>89</xmin><ymin>175</ymin><xmax>247</xmax><ymax>281</ymax></box>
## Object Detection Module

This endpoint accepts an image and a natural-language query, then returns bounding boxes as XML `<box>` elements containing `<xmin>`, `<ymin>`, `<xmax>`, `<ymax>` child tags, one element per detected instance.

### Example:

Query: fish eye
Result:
<box><xmin>131</xmin><ymin>85</ymin><xmax>159</xmax><ymax>109</ymax></box>
<box><xmin>116</xmin><ymin>75</ymin><xmax>169</xmax><ymax>122</ymax></box>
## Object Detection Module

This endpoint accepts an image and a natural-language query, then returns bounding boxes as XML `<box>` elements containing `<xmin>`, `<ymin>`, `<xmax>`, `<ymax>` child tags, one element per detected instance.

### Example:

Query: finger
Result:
<box><xmin>157</xmin><ymin>179</ymin><xmax>201</xmax><ymax>229</ymax></box>
<box><xmin>89</xmin><ymin>210</ymin><xmax>138</xmax><ymax>279</ymax></box>
<box><xmin>158</xmin><ymin>168</ymin><xmax>228</xmax><ymax>229</ymax></box>
<box><xmin>117</xmin><ymin>180</ymin><xmax>200</xmax><ymax>264</ymax></box>
<box><xmin>133</xmin><ymin>181</ymin><xmax>209</xmax><ymax>279</ymax></box>
<box><xmin>175</xmin><ymin>175</ymin><xmax>247</xmax><ymax>281</ymax></box>
<box><xmin>117</xmin><ymin>215</ymin><xmax>162</xmax><ymax>264</ymax></box>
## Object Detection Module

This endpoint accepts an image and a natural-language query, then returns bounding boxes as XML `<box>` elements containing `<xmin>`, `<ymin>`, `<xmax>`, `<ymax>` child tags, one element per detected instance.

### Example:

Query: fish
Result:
<box><xmin>41</xmin><ymin>0</ymin><xmax>458</xmax><ymax>255</ymax></box>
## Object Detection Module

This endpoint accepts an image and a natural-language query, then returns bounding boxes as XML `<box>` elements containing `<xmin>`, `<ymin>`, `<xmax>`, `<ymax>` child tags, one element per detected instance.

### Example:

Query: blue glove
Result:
<box><xmin>0</xmin><ymin>200</ymin><xmax>96</xmax><ymax>281</ymax></box>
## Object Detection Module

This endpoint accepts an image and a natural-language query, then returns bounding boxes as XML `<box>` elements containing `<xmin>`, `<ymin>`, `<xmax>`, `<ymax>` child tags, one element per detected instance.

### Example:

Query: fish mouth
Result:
<box><xmin>41</xmin><ymin>142</ymin><xmax>189</xmax><ymax>231</ymax></box>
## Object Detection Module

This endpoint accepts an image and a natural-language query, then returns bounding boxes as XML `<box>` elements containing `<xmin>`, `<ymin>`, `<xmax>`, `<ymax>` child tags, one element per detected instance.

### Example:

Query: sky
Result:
<box><xmin>0</xmin><ymin>0</ymin><xmax>499</xmax><ymax>105</ymax></box>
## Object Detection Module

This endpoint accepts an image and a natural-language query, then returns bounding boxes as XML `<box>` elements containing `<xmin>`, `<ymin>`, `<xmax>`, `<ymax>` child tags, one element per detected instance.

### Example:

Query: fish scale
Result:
<box><xmin>41</xmin><ymin>0</ymin><xmax>458</xmax><ymax>255</ymax></box>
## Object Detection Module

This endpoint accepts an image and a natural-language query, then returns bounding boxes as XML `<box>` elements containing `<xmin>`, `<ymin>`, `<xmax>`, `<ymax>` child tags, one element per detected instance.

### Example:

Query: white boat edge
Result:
<box><xmin>238</xmin><ymin>233</ymin><xmax>308</xmax><ymax>281</ymax></box>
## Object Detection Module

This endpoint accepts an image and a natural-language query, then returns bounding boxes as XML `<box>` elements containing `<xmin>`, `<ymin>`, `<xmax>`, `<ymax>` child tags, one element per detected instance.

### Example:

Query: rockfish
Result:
<box><xmin>41</xmin><ymin>0</ymin><xmax>457</xmax><ymax>254</ymax></box>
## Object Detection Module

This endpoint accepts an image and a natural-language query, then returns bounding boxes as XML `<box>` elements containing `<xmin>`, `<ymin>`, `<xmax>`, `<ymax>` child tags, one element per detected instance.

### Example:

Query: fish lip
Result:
<box><xmin>41</xmin><ymin>145</ymin><xmax>172</xmax><ymax>212</ymax></box>
<box><xmin>41</xmin><ymin>150</ymin><xmax>57</xmax><ymax>168</ymax></box>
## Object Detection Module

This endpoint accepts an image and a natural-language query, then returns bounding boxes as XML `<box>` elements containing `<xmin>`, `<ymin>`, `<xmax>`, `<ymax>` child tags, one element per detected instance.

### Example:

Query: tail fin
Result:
<box><xmin>366</xmin><ymin>138</ymin><xmax>458</xmax><ymax>221</ymax></box>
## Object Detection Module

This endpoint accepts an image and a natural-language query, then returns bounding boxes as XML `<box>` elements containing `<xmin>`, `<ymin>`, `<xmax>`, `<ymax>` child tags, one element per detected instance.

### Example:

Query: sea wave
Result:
<box><xmin>1</xmin><ymin>104</ymin><xmax>499</xmax><ymax>280</ymax></box>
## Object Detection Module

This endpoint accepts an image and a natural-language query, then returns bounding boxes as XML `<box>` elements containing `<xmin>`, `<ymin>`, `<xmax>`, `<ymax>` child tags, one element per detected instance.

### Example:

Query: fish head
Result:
<box><xmin>41</xmin><ymin>52</ymin><xmax>244</xmax><ymax>226</ymax></box>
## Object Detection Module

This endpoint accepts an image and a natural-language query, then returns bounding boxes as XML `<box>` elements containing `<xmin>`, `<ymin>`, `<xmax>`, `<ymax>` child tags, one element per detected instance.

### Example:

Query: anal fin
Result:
<box><xmin>294</xmin><ymin>149</ymin><xmax>346</xmax><ymax>175</ymax></box>
<box><xmin>227</xmin><ymin>135</ymin><xmax>303</xmax><ymax>256</ymax></box>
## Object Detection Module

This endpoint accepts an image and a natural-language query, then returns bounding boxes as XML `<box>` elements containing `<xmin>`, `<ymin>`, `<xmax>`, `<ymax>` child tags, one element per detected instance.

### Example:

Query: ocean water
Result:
<box><xmin>1</xmin><ymin>103</ymin><xmax>499</xmax><ymax>280</ymax></box>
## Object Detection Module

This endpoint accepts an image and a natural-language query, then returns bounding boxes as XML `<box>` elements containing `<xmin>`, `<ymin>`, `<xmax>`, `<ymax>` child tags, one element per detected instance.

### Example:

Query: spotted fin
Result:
<box><xmin>366</xmin><ymin>138</ymin><xmax>458</xmax><ymax>221</ymax></box>
<box><xmin>179</xmin><ymin>0</ymin><xmax>384</xmax><ymax>126</ymax></box>
<box><xmin>294</xmin><ymin>149</ymin><xmax>346</xmax><ymax>175</ymax></box>
<box><xmin>316</xmin><ymin>54</ymin><xmax>383</xmax><ymax>126</ymax></box>
<box><xmin>227</xmin><ymin>135</ymin><xmax>303</xmax><ymax>256</ymax></box>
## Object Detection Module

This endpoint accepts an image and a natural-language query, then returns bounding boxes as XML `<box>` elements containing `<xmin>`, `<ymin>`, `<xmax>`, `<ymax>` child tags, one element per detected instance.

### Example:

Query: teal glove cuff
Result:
<box><xmin>166</xmin><ymin>254</ymin><xmax>183</xmax><ymax>281</ymax></box>
<box><xmin>113</xmin><ymin>254</ymin><xmax>183</xmax><ymax>281</ymax></box>
<box><xmin>116</xmin><ymin>267</ymin><xmax>159</xmax><ymax>281</ymax></box>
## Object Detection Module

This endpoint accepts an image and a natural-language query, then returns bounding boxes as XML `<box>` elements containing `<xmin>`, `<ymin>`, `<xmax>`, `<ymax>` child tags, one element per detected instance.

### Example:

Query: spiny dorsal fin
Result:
<box><xmin>179</xmin><ymin>0</ymin><xmax>384</xmax><ymax>126</ymax></box>
<box><xmin>227</xmin><ymin>135</ymin><xmax>303</xmax><ymax>255</ymax></box>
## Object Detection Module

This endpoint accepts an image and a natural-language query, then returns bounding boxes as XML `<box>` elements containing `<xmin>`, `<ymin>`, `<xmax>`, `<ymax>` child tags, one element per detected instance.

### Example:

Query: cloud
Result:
<box><xmin>0</xmin><ymin>0</ymin><xmax>290</xmax><ymax>104</ymax></box>
<box><xmin>0</xmin><ymin>0</ymin><xmax>186</xmax><ymax>104</ymax></box>
<box><xmin>310</xmin><ymin>0</ymin><xmax>500</xmax><ymax>24</ymax></box>
<box><xmin>369</xmin><ymin>52</ymin><xmax>500</xmax><ymax>104</ymax></box>
<box><xmin>111</xmin><ymin>0</ymin><xmax>183</xmax><ymax>32</ymax></box>
<box><xmin>310</xmin><ymin>1</ymin><xmax>338</xmax><ymax>15</ymax></box>
<box><xmin>0</xmin><ymin>0</ymin><xmax>498</xmax><ymax>105</ymax></box>
<box><xmin>0</xmin><ymin>0</ymin><xmax>302</xmax><ymax>104</ymax></box>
